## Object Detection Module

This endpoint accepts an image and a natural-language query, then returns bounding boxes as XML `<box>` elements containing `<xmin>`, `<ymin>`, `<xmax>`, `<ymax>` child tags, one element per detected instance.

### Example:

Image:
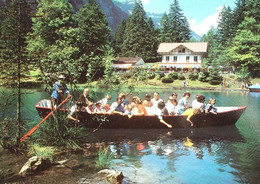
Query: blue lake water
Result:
<box><xmin>0</xmin><ymin>88</ymin><xmax>259</xmax><ymax>183</ymax></box>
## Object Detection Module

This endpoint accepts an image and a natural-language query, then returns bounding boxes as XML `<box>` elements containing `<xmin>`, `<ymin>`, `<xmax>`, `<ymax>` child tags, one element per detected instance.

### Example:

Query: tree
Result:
<box><xmin>217</xmin><ymin>6</ymin><xmax>234</xmax><ymax>46</ymax></box>
<box><xmin>227</xmin><ymin>17</ymin><xmax>260</xmax><ymax>78</ymax></box>
<box><xmin>0</xmin><ymin>0</ymin><xmax>33</xmax><ymax>145</ymax></box>
<box><xmin>167</xmin><ymin>0</ymin><xmax>190</xmax><ymax>42</ymax></box>
<box><xmin>121</xmin><ymin>0</ymin><xmax>157</xmax><ymax>61</ymax></box>
<box><xmin>114</xmin><ymin>19</ymin><xmax>127</xmax><ymax>55</ymax></box>
<box><xmin>74</xmin><ymin>0</ymin><xmax>111</xmax><ymax>82</ymax></box>
<box><xmin>27</xmin><ymin>0</ymin><xmax>80</xmax><ymax>86</ymax></box>
<box><xmin>159</xmin><ymin>13</ymin><xmax>172</xmax><ymax>42</ymax></box>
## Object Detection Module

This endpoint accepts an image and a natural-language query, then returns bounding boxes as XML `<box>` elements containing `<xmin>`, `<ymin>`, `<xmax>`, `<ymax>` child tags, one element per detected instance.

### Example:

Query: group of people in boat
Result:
<box><xmin>66</xmin><ymin>88</ymin><xmax>217</xmax><ymax>128</ymax></box>
<box><xmin>50</xmin><ymin>75</ymin><xmax>217</xmax><ymax>128</ymax></box>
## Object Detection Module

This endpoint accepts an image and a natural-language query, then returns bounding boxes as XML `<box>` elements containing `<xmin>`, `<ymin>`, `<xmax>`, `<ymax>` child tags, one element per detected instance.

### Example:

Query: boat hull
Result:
<box><xmin>35</xmin><ymin>100</ymin><xmax>246</xmax><ymax>129</ymax></box>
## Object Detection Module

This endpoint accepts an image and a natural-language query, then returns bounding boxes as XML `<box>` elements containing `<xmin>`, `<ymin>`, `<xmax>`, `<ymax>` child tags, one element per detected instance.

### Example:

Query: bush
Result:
<box><xmin>148</xmin><ymin>72</ymin><xmax>156</xmax><ymax>79</ymax></box>
<box><xmin>156</xmin><ymin>72</ymin><xmax>165</xmax><ymax>80</ymax></box>
<box><xmin>161</xmin><ymin>77</ymin><xmax>174</xmax><ymax>83</ymax></box>
<box><xmin>178</xmin><ymin>72</ymin><xmax>186</xmax><ymax>80</ymax></box>
<box><xmin>167</xmin><ymin>72</ymin><xmax>178</xmax><ymax>80</ymax></box>
<box><xmin>198</xmin><ymin>71</ymin><xmax>208</xmax><ymax>82</ymax></box>
<box><xmin>188</xmin><ymin>71</ymin><xmax>198</xmax><ymax>81</ymax></box>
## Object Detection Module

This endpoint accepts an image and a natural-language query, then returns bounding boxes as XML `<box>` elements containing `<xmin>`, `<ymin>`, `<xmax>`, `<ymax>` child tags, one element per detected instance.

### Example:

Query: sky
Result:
<box><xmin>140</xmin><ymin>0</ymin><xmax>236</xmax><ymax>36</ymax></box>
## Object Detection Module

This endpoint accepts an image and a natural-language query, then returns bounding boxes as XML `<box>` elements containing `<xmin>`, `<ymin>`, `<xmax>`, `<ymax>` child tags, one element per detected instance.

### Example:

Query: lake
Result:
<box><xmin>0</xmin><ymin>87</ymin><xmax>259</xmax><ymax>184</ymax></box>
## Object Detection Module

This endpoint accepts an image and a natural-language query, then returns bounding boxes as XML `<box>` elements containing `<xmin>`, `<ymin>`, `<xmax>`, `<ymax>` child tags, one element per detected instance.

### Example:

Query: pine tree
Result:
<box><xmin>121</xmin><ymin>0</ymin><xmax>157</xmax><ymax>61</ymax></box>
<box><xmin>167</xmin><ymin>0</ymin><xmax>190</xmax><ymax>42</ymax></box>
<box><xmin>0</xmin><ymin>0</ymin><xmax>33</xmax><ymax>145</ymax></box>
<box><xmin>217</xmin><ymin>6</ymin><xmax>233</xmax><ymax>46</ymax></box>
<box><xmin>74</xmin><ymin>0</ymin><xmax>110</xmax><ymax>81</ymax></box>
<box><xmin>159</xmin><ymin>13</ymin><xmax>172</xmax><ymax>42</ymax></box>
<box><xmin>114</xmin><ymin>19</ymin><xmax>127</xmax><ymax>55</ymax></box>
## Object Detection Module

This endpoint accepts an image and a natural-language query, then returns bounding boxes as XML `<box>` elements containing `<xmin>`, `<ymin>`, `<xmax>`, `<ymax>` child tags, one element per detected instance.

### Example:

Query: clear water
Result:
<box><xmin>1</xmin><ymin>88</ymin><xmax>259</xmax><ymax>184</ymax></box>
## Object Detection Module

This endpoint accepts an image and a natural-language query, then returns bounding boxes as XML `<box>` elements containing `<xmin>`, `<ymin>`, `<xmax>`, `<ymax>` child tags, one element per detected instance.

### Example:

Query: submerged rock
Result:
<box><xmin>98</xmin><ymin>169</ymin><xmax>124</xmax><ymax>184</ymax></box>
<box><xmin>18</xmin><ymin>156</ymin><xmax>52</xmax><ymax>177</ymax></box>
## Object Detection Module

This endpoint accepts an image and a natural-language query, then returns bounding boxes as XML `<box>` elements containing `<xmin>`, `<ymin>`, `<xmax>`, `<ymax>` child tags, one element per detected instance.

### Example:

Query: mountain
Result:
<box><xmin>69</xmin><ymin>0</ymin><xmax>128</xmax><ymax>31</ymax></box>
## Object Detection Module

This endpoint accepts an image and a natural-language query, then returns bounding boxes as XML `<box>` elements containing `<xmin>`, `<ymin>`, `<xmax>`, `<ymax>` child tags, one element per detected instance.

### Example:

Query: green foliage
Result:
<box><xmin>28</xmin><ymin>143</ymin><xmax>54</xmax><ymax>161</ymax></box>
<box><xmin>198</xmin><ymin>70</ymin><xmax>209</xmax><ymax>82</ymax></box>
<box><xmin>36</xmin><ymin>114</ymin><xmax>84</xmax><ymax>151</ymax></box>
<box><xmin>235</xmin><ymin>67</ymin><xmax>251</xmax><ymax>82</ymax></box>
<box><xmin>167</xmin><ymin>72</ymin><xmax>178</xmax><ymax>80</ymax></box>
<box><xmin>227</xmin><ymin>17</ymin><xmax>260</xmax><ymax>78</ymax></box>
<box><xmin>178</xmin><ymin>72</ymin><xmax>185</xmax><ymax>80</ymax></box>
<box><xmin>74</xmin><ymin>0</ymin><xmax>110</xmax><ymax>82</ymax></box>
<box><xmin>188</xmin><ymin>71</ymin><xmax>199</xmax><ymax>81</ymax></box>
<box><xmin>95</xmin><ymin>146</ymin><xmax>114</xmax><ymax>169</ymax></box>
<box><xmin>161</xmin><ymin>77</ymin><xmax>174</xmax><ymax>83</ymax></box>
<box><xmin>121</xmin><ymin>1</ymin><xmax>158</xmax><ymax>61</ymax></box>
<box><xmin>163</xmin><ymin>0</ymin><xmax>190</xmax><ymax>42</ymax></box>
<box><xmin>0</xmin><ymin>0</ymin><xmax>32</xmax><ymax>86</ymax></box>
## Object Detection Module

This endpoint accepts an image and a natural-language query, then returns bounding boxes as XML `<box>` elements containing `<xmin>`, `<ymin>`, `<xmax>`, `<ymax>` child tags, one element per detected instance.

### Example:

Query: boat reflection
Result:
<box><xmin>83</xmin><ymin>125</ymin><xmax>244</xmax><ymax>159</ymax></box>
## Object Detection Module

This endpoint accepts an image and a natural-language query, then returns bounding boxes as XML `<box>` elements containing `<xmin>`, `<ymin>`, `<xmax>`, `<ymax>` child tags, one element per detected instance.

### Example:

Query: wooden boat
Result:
<box><xmin>248</xmin><ymin>84</ymin><xmax>260</xmax><ymax>92</ymax></box>
<box><xmin>35</xmin><ymin>99</ymin><xmax>246</xmax><ymax>129</ymax></box>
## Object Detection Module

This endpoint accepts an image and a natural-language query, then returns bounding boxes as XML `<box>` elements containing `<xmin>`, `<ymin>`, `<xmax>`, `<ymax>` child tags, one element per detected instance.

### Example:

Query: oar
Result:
<box><xmin>20</xmin><ymin>95</ymin><xmax>72</xmax><ymax>142</ymax></box>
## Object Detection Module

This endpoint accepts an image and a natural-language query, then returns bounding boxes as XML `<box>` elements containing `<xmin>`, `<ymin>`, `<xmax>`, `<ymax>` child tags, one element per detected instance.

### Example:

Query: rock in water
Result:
<box><xmin>98</xmin><ymin>169</ymin><xmax>124</xmax><ymax>184</ymax></box>
<box><xmin>18</xmin><ymin>156</ymin><xmax>51</xmax><ymax>177</ymax></box>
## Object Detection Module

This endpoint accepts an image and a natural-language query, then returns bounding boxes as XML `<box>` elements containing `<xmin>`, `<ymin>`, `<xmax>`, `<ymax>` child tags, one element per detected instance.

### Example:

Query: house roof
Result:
<box><xmin>113</xmin><ymin>57</ymin><xmax>143</xmax><ymax>64</ymax></box>
<box><xmin>157</xmin><ymin>42</ymin><xmax>208</xmax><ymax>53</ymax></box>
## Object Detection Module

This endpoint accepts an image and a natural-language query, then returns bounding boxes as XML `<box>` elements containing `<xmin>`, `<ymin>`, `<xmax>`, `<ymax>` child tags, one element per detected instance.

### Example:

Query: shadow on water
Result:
<box><xmin>85</xmin><ymin>125</ymin><xmax>245</xmax><ymax>143</ymax></box>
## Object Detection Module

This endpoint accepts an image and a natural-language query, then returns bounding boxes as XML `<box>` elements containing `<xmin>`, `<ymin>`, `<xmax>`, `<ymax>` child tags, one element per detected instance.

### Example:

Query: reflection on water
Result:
<box><xmin>80</xmin><ymin>126</ymin><xmax>259</xmax><ymax>184</ymax></box>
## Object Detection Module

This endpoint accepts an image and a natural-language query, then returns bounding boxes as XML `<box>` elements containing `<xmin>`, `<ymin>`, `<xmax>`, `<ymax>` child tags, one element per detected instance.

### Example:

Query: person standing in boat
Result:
<box><xmin>177</xmin><ymin>92</ymin><xmax>191</xmax><ymax>114</ymax></box>
<box><xmin>78</xmin><ymin>88</ymin><xmax>91</xmax><ymax>106</ymax></box>
<box><xmin>51</xmin><ymin>74</ymin><xmax>70</xmax><ymax>106</ymax></box>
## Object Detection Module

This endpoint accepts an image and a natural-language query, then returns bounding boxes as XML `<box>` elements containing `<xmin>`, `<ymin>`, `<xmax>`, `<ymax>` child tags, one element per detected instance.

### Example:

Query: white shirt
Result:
<box><xmin>151</xmin><ymin>98</ymin><xmax>163</xmax><ymax>109</ymax></box>
<box><xmin>166</xmin><ymin>101</ymin><xmax>179</xmax><ymax>115</ymax></box>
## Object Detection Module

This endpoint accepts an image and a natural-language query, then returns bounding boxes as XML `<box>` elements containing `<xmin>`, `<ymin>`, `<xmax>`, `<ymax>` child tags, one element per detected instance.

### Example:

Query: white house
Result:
<box><xmin>113</xmin><ymin>57</ymin><xmax>145</xmax><ymax>70</ymax></box>
<box><xmin>157</xmin><ymin>42</ymin><xmax>208</xmax><ymax>69</ymax></box>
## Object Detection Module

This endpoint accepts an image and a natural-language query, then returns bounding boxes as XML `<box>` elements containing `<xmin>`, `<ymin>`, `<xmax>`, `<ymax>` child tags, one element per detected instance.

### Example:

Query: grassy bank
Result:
<box><xmin>21</xmin><ymin>69</ymin><xmax>260</xmax><ymax>91</ymax></box>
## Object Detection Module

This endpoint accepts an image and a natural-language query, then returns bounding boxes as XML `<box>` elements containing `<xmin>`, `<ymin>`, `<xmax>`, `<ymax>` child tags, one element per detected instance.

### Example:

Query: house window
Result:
<box><xmin>186</xmin><ymin>56</ymin><xmax>190</xmax><ymax>62</ymax></box>
<box><xmin>194</xmin><ymin>56</ymin><xmax>198</xmax><ymax>62</ymax></box>
<box><xmin>173</xmin><ymin>56</ymin><xmax>177</xmax><ymax>62</ymax></box>
<box><xmin>166</xmin><ymin>56</ymin><xmax>170</xmax><ymax>62</ymax></box>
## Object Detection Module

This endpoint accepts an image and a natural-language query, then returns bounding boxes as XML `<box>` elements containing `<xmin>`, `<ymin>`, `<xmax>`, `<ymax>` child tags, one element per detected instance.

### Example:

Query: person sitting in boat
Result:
<box><xmin>177</xmin><ymin>92</ymin><xmax>191</xmax><ymax>114</ymax></box>
<box><xmin>182</xmin><ymin>108</ymin><xmax>202</xmax><ymax>127</ymax></box>
<box><xmin>192</xmin><ymin>94</ymin><xmax>205</xmax><ymax>112</ymax></box>
<box><xmin>132</xmin><ymin>96</ymin><xmax>148</xmax><ymax>116</ymax></box>
<box><xmin>109</xmin><ymin>97</ymin><xmax>125</xmax><ymax>115</ymax></box>
<box><xmin>78</xmin><ymin>88</ymin><xmax>91</xmax><ymax>106</ymax></box>
<box><xmin>118</xmin><ymin>92</ymin><xmax>129</xmax><ymax>107</ymax></box>
<box><xmin>172</xmin><ymin>93</ymin><xmax>178</xmax><ymax>101</ymax></box>
<box><xmin>94</xmin><ymin>101</ymin><xmax>106</xmax><ymax>114</ymax></box>
<box><xmin>205</xmin><ymin>98</ymin><xmax>217</xmax><ymax>115</ymax></box>
<box><xmin>166</xmin><ymin>96</ymin><xmax>179</xmax><ymax>115</ymax></box>
<box><xmin>100</xmin><ymin>94</ymin><xmax>111</xmax><ymax>112</ymax></box>
<box><xmin>142</xmin><ymin>94</ymin><xmax>153</xmax><ymax>115</ymax></box>
<box><xmin>153</xmin><ymin>101</ymin><xmax>172</xmax><ymax>128</ymax></box>
<box><xmin>151</xmin><ymin>92</ymin><xmax>163</xmax><ymax>110</ymax></box>
<box><xmin>51</xmin><ymin>74</ymin><xmax>70</xmax><ymax>106</ymax></box>
<box><xmin>68</xmin><ymin>101</ymin><xmax>86</xmax><ymax>126</ymax></box>
<box><xmin>86</xmin><ymin>101</ymin><xmax>95</xmax><ymax>114</ymax></box>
